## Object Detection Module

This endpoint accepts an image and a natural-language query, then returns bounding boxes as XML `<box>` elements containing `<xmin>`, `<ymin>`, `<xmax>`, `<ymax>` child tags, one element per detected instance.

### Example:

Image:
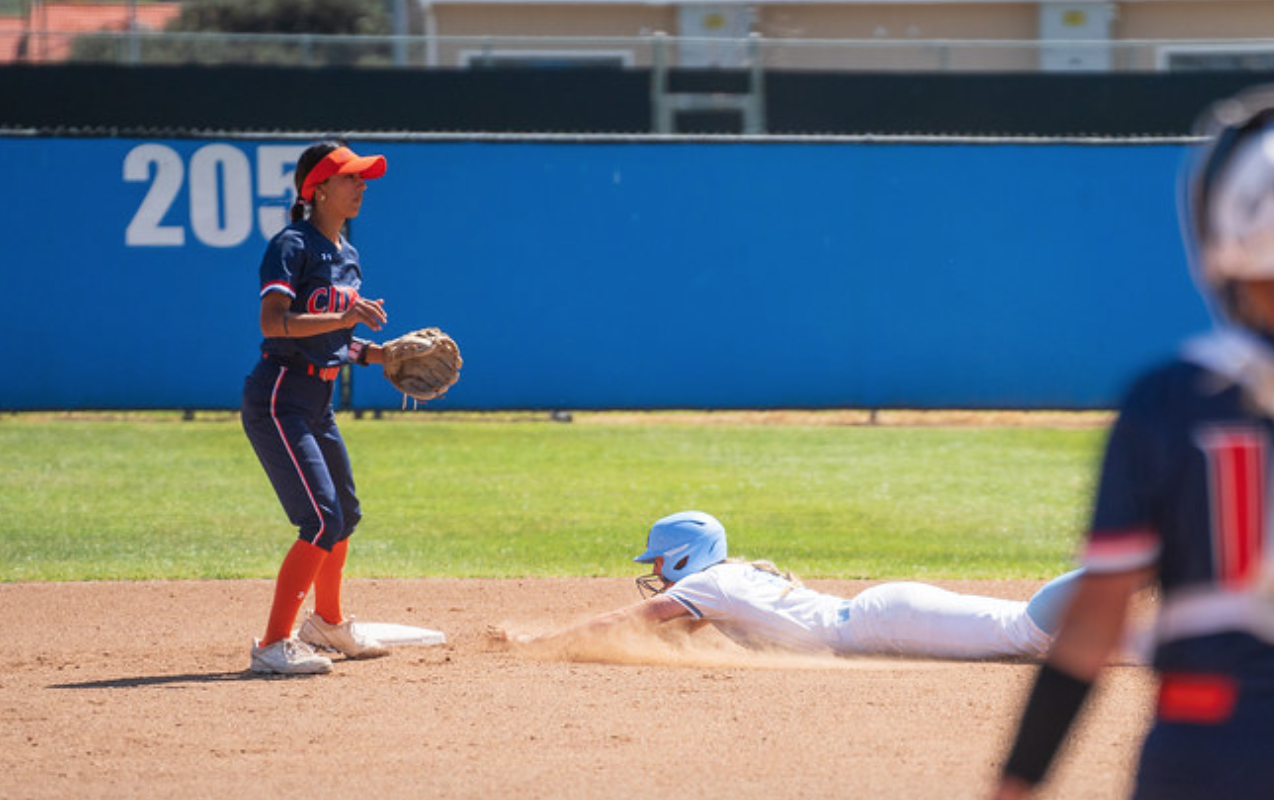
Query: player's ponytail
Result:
<box><xmin>291</xmin><ymin>138</ymin><xmax>347</xmax><ymax>222</ymax></box>
<box><xmin>731</xmin><ymin>558</ymin><xmax>804</xmax><ymax>588</ymax></box>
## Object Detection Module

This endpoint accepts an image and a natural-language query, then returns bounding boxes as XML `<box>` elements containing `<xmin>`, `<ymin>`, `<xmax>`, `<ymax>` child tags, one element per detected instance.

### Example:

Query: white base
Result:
<box><xmin>354</xmin><ymin>621</ymin><xmax>446</xmax><ymax>647</ymax></box>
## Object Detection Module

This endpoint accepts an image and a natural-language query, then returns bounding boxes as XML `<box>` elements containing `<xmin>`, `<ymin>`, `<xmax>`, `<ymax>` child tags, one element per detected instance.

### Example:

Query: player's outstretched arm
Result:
<box><xmin>501</xmin><ymin>594</ymin><xmax>690</xmax><ymax>649</ymax></box>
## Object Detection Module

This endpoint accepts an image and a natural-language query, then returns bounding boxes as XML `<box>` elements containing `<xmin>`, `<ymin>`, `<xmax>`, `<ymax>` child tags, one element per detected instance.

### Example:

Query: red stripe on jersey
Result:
<box><xmin>260</xmin><ymin>280</ymin><xmax>295</xmax><ymax>299</ymax></box>
<box><xmin>1196</xmin><ymin>427</ymin><xmax>1265</xmax><ymax>588</ymax></box>
<box><xmin>1157</xmin><ymin>672</ymin><xmax>1237</xmax><ymax>724</ymax></box>
<box><xmin>1082</xmin><ymin>526</ymin><xmax>1160</xmax><ymax>573</ymax></box>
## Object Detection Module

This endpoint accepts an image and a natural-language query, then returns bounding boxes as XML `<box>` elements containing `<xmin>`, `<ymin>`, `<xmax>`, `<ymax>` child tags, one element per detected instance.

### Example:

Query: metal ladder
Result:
<box><xmin>650</xmin><ymin>32</ymin><xmax>766</xmax><ymax>134</ymax></box>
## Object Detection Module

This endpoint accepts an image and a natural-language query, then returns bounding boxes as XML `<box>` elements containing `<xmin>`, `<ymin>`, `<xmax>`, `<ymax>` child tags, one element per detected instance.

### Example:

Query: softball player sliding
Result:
<box><xmin>242</xmin><ymin>140</ymin><xmax>395</xmax><ymax>675</ymax></box>
<box><xmin>509</xmin><ymin>511</ymin><xmax>1082</xmax><ymax>661</ymax></box>
<box><xmin>992</xmin><ymin>86</ymin><xmax>1274</xmax><ymax>800</ymax></box>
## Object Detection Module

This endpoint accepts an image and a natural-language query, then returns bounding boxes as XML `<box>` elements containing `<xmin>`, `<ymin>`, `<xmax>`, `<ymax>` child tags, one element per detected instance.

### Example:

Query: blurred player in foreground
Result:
<box><xmin>991</xmin><ymin>87</ymin><xmax>1274</xmax><ymax>799</ymax></box>
<box><xmin>242</xmin><ymin>140</ymin><xmax>394</xmax><ymax>675</ymax></box>
<box><xmin>503</xmin><ymin>510</ymin><xmax>1083</xmax><ymax>661</ymax></box>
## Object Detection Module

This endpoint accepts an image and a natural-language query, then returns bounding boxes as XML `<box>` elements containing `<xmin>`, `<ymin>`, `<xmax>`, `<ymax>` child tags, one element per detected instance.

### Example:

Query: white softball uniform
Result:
<box><xmin>665</xmin><ymin>562</ymin><xmax>1051</xmax><ymax>659</ymax></box>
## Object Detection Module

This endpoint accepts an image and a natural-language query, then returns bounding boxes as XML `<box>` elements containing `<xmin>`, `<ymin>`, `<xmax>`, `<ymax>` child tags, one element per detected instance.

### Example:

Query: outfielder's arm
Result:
<box><xmin>350</xmin><ymin>340</ymin><xmax>386</xmax><ymax>366</ymax></box>
<box><xmin>991</xmin><ymin>568</ymin><xmax>1150</xmax><ymax>800</ymax></box>
<box><xmin>259</xmin><ymin>292</ymin><xmax>388</xmax><ymax>338</ymax></box>
<box><xmin>1041</xmin><ymin>568</ymin><xmax>1147</xmax><ymax>679</ymax></box>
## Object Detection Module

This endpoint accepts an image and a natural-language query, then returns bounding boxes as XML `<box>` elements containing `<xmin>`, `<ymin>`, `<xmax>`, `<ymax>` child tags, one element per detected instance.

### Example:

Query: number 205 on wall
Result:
<box><xmin>124</xmin><ymin>143</ymin><xmax>306</xmax><ymax>248</ymax></box>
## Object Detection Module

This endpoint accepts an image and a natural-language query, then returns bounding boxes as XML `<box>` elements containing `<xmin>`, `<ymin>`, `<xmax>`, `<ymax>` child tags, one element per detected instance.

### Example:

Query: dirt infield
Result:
<box><xmin>1</xmin><ymin>578</ymin><xmax>1154</xmax><ymax>800</ymax></box>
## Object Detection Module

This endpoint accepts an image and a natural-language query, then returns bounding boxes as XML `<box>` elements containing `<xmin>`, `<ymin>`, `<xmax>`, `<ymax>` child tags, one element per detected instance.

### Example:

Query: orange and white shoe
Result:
<box><xmin>298</xmin><ymin>613</ymin><xmax>390</xmax><ymax>660</ymax></box>
<box><xmin>250</xmin><ymin>637</ymin><xmax>332</xmax><ymax>675</ymax></box>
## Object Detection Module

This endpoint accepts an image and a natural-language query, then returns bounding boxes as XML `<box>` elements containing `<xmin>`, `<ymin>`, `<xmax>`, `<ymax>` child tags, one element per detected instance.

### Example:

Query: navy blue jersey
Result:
<box><xmin>1085</xmin><ymin>331</ymin><xmax>1274</xmax><ymax>682</ymax></box>
<box><xmin>258</xmin><ymin>219</ymin><xmax>363</xmax><ymax>368</ymax></box>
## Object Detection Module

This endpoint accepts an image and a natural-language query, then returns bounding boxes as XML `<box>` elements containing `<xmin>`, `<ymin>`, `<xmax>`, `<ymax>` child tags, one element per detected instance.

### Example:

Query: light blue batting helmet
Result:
<box><xmin>633</xmin><ymin>511</ymin><xmax>728</xmax><ymax>583</ymax></box>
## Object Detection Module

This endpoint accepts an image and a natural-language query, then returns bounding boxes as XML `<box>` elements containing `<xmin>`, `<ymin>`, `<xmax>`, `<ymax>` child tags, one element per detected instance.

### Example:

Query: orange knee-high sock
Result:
<box><xmin>313</xmin><ymin>538</ymin><xmax>349</xmax><ymax>625</ymax></box>
<box><xmin>261</xmin><ymin>540</ymin><xmax>328</xmax><ymax>646</ymax></box>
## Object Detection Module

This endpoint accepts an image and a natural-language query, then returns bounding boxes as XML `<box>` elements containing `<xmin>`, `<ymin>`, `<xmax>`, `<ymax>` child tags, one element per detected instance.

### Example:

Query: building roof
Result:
<box><xmin>0</xmin><ymin>3</ymin><xmax>182</xmax><ymax>64</ymax></box>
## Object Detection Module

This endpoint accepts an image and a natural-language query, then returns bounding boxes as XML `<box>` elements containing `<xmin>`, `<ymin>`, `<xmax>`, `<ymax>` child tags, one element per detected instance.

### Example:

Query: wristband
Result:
<box><xmin>1002</xmin><ymin>662</ymin><xmax>1093</xmax><ymax>786</ymax></box>
<box><xmin>349</xmin><ymin>339</ymin><xmax>369</xmax><ymax>366</ymax></box>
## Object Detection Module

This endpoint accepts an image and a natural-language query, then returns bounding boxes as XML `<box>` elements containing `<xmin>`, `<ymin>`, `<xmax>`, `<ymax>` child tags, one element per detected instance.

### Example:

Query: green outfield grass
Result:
<box><xmin>0</xmin><ymin>412</ymin><xmax>1109</xmax><ymax>583</ymax></box>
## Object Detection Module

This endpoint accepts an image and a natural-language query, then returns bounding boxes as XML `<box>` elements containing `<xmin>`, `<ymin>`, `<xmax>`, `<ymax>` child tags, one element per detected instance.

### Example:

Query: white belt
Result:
<box><xmin>1155</xmin><ymin>589</ymin><xmax>1274</xmax><ymax>645</ymax></box>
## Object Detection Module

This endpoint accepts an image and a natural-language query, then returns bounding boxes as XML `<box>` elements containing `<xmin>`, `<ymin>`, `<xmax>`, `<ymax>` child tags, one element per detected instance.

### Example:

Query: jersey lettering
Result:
<box><xmin>1196</xmin><ymin>425</ymin><xmax>1268</xmax><ymax>588</ymax></box>
<box><xmin>306</xmin><ymin>286</ymin><xmax>358</xmax><ymax>315</ymax></box>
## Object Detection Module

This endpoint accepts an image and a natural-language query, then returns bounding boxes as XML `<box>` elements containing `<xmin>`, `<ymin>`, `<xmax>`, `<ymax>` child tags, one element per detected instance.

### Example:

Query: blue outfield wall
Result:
<box><xmin>2</xmin><ymin>136</ymin><xmax>1211</xmax><ymax>411</ymax></box>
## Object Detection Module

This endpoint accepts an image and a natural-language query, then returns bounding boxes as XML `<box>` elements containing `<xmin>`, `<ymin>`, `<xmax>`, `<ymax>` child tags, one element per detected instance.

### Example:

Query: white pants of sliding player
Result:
<box><xmin>836</xmin><ymin>582</ymin><xmax>1051</xmax><ymax>659</ymax></box>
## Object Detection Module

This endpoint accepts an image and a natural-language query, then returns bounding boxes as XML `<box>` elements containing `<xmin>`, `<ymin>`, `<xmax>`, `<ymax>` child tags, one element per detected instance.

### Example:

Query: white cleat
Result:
<box><xmin>298</xmin><ymin>613</ymin><xmax>390</xmax><ymax>660</ymax></box>
<box><xmin>250</xmin><ymin>637</ymin><xmax>333</xmax><ymax>675</ymax></box>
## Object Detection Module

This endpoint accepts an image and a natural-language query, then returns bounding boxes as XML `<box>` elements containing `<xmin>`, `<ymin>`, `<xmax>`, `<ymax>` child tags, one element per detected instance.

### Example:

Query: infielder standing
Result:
<box><xmin>992</xmin><ymin>87</ymin><xmax>1274</xmax><ymax>799</ymax></box>
<box><xmin>242</xmin><ymin>140</ymin><xmax>394</xmax><ymax>675</ymax></box>
<box><xmin>507</xmin><ymin>510</ymin><xmax>1082</xmax><ymax>661</ymax></box>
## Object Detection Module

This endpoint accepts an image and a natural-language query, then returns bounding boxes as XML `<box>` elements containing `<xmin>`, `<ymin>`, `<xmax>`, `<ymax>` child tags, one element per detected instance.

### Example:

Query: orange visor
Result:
<box><xmin>299</xmin><ymin>146</ymin><xmax>387</xmax><ymax>202</ymax></box>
